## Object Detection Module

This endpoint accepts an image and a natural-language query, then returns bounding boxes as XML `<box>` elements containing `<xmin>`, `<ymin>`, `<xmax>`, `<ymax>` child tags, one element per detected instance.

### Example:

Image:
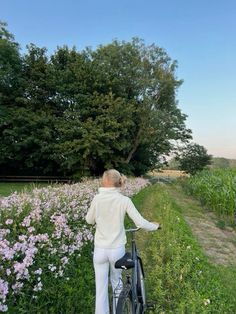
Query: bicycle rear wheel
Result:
<box><xmin>116</xmin><ymin>289</ymin><xmax>132</xmax><ymax>314</ymax></box>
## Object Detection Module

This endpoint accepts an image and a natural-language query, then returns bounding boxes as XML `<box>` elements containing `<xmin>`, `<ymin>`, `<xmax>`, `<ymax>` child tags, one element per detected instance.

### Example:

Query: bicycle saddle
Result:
<box><xmin>115</xmin><ymin>252</ymin><xmax>135</xmax><ymax>269</ymax></box>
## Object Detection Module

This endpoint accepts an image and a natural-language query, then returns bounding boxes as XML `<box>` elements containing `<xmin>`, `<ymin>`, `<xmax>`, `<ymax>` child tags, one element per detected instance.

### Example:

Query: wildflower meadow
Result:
<box><xmin>0</xmin><ymin>178</ymin><xmax>149</xmax><ymax>312</ymax></box>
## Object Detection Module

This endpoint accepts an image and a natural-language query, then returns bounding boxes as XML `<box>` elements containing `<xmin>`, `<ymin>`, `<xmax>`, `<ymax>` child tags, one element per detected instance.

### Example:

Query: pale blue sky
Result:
<box><xmin>2</xmin><ymin>0</ymin><xmax>236</xmax><ymax>158</ymax></box>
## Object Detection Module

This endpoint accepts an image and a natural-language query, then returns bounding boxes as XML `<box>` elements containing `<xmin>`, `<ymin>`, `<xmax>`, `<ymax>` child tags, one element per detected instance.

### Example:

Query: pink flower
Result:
<box><xmin>61</xmin><ymin>257</ymin><xmax>69</xmax><ymax>265</ymax></box>
<box><xmin>0</xmin><ymin>176</ymin><xmax>149</xmax><ymax>310</ymax></box>
<box><xmin>12</xmin><ymin>282</ymin><xmax>23</xmax><ymax>293</ymax></box>
<box><xmin>0</xmin><ymin>279</ymin><xmax>8</xmax><ymax>302</ymax></box>
<box><xmin>34</xmin><ymin>268</ymin><xmax>42</xmax><ymax>275</ymax></box>
<box><xmin>0</xmin><ymin>303</ymin><xmax>8</xmax><ymax>312</ymax></box>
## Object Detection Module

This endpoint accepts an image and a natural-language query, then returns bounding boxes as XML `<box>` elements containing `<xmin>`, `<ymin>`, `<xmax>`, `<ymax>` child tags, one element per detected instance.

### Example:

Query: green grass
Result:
<box><xmin>131</xmin><ymin>183</ymin><xmax>236</xmax><ymax>313</ymax></box>
<box><xmin>216</xmin><ymin>265</ymin><xmax>236</xmax><ymax>303</ymax></box>
<box><xmin>0</xmin><ymin>182</ymin><xmax>54</xmax><ymax>197</ymax></box>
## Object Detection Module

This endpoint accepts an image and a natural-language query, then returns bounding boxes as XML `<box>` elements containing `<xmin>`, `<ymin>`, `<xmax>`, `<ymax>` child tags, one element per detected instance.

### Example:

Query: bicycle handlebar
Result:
<box><xmin>125</xmin><ymin>227</ymin><xmax>140</xmax><ymax>232</ymax></box>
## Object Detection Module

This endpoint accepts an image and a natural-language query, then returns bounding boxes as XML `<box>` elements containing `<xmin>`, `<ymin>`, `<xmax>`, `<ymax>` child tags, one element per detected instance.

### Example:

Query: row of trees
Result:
<box><xmin>1</xmin><ymin>21</ymin><xmax>210</xmax><ymax>177</ymax></box>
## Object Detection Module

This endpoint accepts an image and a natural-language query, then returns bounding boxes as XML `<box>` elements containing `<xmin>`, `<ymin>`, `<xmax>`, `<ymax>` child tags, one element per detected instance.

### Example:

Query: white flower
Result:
<box><xmin>34</xmin><ymin>268</ymin><xmax>42</xmax><ymax>275</ymax></box>
<box><xmin>0</xmin><ymin>304</ymin><xmax>8</xmax><ymax>312</ymax></box>
<box><xmin>5</xmin><ymin>219</ymin><xmax>13</xmax><ymax>225</ymax></box>
<box><xmin>6</xmin><ymin>268</ymin><xmax>11</xmax><ymax>276</ymax></box>
<box><xmin>203</xmin><ymin>299</ymin><xmax>210</xmax><ymax>306</ymax></box>
<box><xmin>48</xmin><ymin>264</ymin><xmax>56</xmax><ymax>272</ymax></box>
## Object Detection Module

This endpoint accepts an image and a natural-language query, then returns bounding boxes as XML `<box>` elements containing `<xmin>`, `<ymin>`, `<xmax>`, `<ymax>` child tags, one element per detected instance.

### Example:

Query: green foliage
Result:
<box><xmin>133</xmin><ymin>184</ymin><xmax>236</xmax><ymax>313</ymax></box>
<box><xmin>177</xmin><ymin>143</ymin><xmax>212</xmax><ymax>175</ymax></box>
<box><xmin>0</xmin><ymin>23</ymin><xmax>192</xmax><ymax>176</ymax></box>
<box><xmin>185</xmin><ymin>168</ymin><xmax>236</xmax><ymax>222</ymax></box>
<box><xmin>0</xmin><ymin>22</ymin><xmax>21</xmax><ymax>106</ymax></box>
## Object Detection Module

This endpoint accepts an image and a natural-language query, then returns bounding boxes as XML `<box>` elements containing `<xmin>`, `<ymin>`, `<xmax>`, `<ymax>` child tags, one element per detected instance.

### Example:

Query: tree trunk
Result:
<box><xmin>124</xmin><ymin>128</ymin><xmax>142</xmax><ymax>164</ymax></box>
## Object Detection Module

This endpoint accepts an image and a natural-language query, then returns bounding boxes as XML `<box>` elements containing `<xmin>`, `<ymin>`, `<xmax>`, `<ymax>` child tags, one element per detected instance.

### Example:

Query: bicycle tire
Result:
<box><xmin>116</xmin><ymin>289</ymin><xmax>132</xmax><ymax>314</ymax></box>
<box><xmin>137</xmin><ymin>259</ymin><xmax>146</xmax><ymax>306</ymax></box>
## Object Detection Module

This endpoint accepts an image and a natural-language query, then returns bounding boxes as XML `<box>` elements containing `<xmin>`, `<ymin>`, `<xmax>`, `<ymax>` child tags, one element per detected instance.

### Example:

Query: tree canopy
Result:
<box><xmin>177</xmin><ymin>143</ymin><xmax>212</xmax><ymax>175</ymax></box>
<box><xmin>0</xmin><ymin>21</ymin><xmax>192</xmax><ymax>177</ymax></box>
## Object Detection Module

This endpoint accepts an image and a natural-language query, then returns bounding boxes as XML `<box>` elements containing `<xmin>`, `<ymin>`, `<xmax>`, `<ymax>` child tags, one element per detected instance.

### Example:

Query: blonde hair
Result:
<box><xmin>102</xmin><ymin>169</ymin><xmax>126</xmax><ymax>187</ymax></box>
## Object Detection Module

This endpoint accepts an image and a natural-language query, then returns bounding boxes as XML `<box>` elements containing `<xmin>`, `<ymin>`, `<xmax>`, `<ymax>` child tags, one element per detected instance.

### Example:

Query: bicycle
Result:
<box><xmin>114</xmin><ymin>227</ymin><xmax>160</xmax><ymax>313</ymax></box>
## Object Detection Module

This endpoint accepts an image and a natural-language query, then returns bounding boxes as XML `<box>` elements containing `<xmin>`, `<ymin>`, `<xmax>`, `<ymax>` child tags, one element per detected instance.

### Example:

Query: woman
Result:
<box><xmin>86</xmin><ymin>169</ymin><xmax>160</xmax><ymax>314</ymax></box>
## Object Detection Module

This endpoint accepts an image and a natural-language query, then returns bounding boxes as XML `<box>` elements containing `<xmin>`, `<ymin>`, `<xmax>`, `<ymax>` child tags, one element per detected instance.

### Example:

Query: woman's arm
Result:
<box><xmin>126</xmin><ymin>198</ymin><xmax>159</xmax><ymax>231</ymax></box>
<box><xmin>85</xmin><ymin>197</ymin><xmax>96</xmax><ymax>225</ymax></box>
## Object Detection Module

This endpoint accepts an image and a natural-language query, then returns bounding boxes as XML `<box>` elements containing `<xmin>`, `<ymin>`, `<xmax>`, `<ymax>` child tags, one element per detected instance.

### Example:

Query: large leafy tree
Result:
<box><xmin>0</xmin><ymin>23</ymin><xmax>192</xmax><ymax>176</ymax></box>
<box><xmin>0</xmin><ymin>39</ymin><xmax>61</xmax><ymax>175</ymax></box>
<box><xmin>86</xmin><ymin>39</ymin><xmax>192</xmax><ymax>174</ymax></box>
<box><xmin>0</xmin><ymin>21</ymin><xmax>24</xmax><ymax>174</ymax></box>
<box><xmin>0</xmin><ymin>21</ymin><xmax>21</xmax><ymax>106</ymax></box>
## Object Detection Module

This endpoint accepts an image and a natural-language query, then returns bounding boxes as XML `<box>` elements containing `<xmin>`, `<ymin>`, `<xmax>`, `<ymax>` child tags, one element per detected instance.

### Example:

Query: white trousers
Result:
<box><xmin>93</xmin><ymin>245</ymin><xmax>125</xmax><ymax>314</ymax></box>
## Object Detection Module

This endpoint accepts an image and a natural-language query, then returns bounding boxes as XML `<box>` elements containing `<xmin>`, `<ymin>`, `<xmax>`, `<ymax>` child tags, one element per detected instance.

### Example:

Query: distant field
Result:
<box><xmin>0</xmin><ymin>182</ymin><xmax>51</xmax><ymax>197</ymax></box>
<box><xmin>149</xmin><ymin>169</ymin><xmax>188</xmax><ymax>178</ymax></box>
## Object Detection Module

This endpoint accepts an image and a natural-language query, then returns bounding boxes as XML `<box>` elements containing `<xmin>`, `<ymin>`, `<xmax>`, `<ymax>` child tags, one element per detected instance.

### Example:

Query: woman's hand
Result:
<box><xmin>152</xmin><ymin>221</ymin><xmax>161</xmax><ymax>229</ymax></box>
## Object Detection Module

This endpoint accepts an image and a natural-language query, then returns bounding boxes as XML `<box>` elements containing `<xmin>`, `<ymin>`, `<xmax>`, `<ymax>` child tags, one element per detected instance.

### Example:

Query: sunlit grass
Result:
<box><xmin>132</xmin><ymin>183</ymin><xmax>236</xmax><ymax>312</ymax></box>
<box><xmin>0</xmin><ymin>182</ymin><xmax>53</xmax><ymax>197</ymax></box>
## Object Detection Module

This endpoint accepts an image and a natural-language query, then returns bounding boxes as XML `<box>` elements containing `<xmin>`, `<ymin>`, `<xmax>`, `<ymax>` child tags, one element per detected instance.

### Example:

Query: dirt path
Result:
<box><xmin>165</xmin><ymin>184</ymin><xmax>236</xmax><ymax>266</ymax></box>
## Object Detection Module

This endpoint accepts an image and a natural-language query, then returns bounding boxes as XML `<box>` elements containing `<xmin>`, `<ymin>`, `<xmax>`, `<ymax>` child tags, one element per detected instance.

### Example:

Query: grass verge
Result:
<box><xmin>131</xmin><ymin>183</ymin><xmax>236</xmax><ymax>313</ymax></box>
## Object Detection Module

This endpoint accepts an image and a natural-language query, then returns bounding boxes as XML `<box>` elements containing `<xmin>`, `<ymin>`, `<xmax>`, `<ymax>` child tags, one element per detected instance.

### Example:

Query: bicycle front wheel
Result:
<box><xmin>137</xmin><ymin>259</ymin><xmax>146</xmax><ymax>306</ymax></box>
<box><xmin>116</xmin><ymin>289</ymin><xmax>132</xmax><ymax>314</ymax></box>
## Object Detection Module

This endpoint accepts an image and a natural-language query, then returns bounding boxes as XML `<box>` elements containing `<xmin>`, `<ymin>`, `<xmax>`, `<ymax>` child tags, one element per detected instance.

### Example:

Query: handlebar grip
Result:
<box><xmin>125</xmin><ymin>227</ymin><xmax>140</xmax><ymax>232</ymax></box>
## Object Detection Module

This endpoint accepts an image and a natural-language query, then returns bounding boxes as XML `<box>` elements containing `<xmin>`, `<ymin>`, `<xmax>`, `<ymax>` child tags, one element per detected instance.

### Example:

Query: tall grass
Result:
<box><xmin>185</xmin><ymin>169</ymin><xmax>236</xmax><ymax>221</ymax></box>
<box><xmin>133</xmin><ymin>184</ymin><xmax>236</xmax><ymax>313</ymax></box>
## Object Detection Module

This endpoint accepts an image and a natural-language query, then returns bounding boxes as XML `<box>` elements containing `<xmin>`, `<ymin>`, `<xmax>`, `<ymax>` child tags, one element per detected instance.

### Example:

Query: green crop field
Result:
<box><xmin>184</xmin><ymin>169</ymin><xmax>236</xmax><ymax>222</ymax></box>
